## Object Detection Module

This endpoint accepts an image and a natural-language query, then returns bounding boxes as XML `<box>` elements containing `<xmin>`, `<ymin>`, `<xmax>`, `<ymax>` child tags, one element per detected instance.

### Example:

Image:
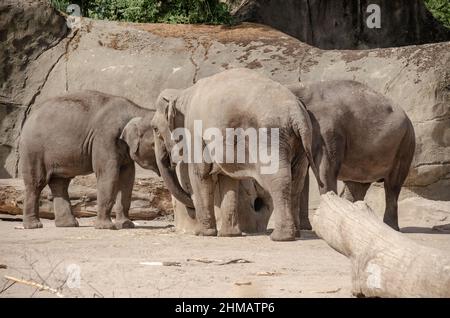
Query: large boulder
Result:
<box><xmin>0</xmin><ymin>1</ymin><xmax>449</xmax><ymax>230</ymax></box>
<box><xmin>226</xmin><ymin>0</ymin><xmax>450</xmax><ymax>49</ymax></box>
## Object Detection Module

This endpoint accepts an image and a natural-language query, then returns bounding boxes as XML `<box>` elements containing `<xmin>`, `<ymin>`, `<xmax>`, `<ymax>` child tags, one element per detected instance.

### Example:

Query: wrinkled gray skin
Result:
<box><xmin>19</xmin><ymin>90</ymin><xmax>158</xmax><ymax>230</ymax></box>
<box><xmin>151</xmin><ymin>68</ymin><xmax>322</xmax><ymax>241</ymax></box>
<box><xmin>287</xmin><ymin>80</ymin><xmax>415</xmax><ymax>231</ymax></box>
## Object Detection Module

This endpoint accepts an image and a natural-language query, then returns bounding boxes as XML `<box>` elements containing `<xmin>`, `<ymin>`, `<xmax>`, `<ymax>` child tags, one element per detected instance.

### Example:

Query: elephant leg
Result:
<box><xmin>22</xmin><ymin>162</ymin><xmax>46</xmax><ymax>229</ymax></box>
<box><xmin>297</xmin><ymin>144</ymin><xmax>340</xmax><ymax>231</ymax></box>
<box><xmin>299</xmin><ymin>170</ymin><xmax>312</xmax><ymax>230</ymax></box>
<box><xmin>292</xmin><ymin>156</ymin><xmax>309</xmax><ymax>236</ymax></box>
<box><xmin>48</xmin><ymin>177</ymin><xmax>79</xmax><ymax>227</ymax></box>
<box><xmin>341</xmin><ymin>181</ymin><xmax>371</xmax><ymax>202</ymax></box>
<box><xmin>189</xmin><ymin>163</ymin><xmax>217</xmax><ymax>236</ymax></box>
<box><xmin>262</xmin><ymin>166</ymin><xmax>295</xmax><ymax>242</ymax></box>
<box><xmin>217</xmin><ymin>175</ymin><xmax>241</xmax><ymax>237</ymax></box>
<box><xmin>94</xmin><ymin>161</ymin><xmax>119</xmax><ymax>230</ymax></box>
<box><xmin>383</xmin><ymin>182</ymin><xmax>401</xmax><ymax>231</ymax></box>
<box><xmin>383</xmin><ymin>160</ymin><xmax>409</xmax><ymax>231</ymax></box>
<box><xmin>383</xmin><ymin>135</ymin><xmax>414</xmax><ymax>231</ymax></box>
<box><xmin>22</xmin><ymin>184</ymin><xmax>45</xmax><ymax>229</ymax></box>
<box><xmin>114</xmin><ymin>164</ymin><xmax>135</xmax><ymax>229</ymax></box>
<box><xmin>300</xmin><ymin>145</ymin><xmax>340</xmax><ymax>229</ymax></box>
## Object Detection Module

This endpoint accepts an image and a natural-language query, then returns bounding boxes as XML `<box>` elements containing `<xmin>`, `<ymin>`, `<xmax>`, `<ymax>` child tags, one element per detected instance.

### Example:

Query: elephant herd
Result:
<box><xmin>19</xmin><ymin>68</ymin><xmax>415</xmax><ymax>241</ymax></box>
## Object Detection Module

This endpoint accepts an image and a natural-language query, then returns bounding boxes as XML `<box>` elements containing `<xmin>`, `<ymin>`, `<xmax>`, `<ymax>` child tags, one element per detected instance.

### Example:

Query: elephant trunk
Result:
<box><xmin>292</xmin><ymin>100</ymin><xmax>324</xmax><ymax>188</ymax></box>
<box><xmin>154</xmin><ymin>136</ymin><xmax>195</xmax><ymax>208</ymax></box>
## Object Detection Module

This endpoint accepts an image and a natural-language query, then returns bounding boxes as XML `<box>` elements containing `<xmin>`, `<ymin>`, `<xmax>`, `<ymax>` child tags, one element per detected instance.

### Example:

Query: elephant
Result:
<box><xmin>151</xmin><ymin>68</ymin><xmax>322</xmax><ymax>241</ymax></box>
<box><xmin>19</xmin><ymin>90</ymin><xmax>158</xmax><ymax>230</ymax></box>
<box><xmin>287</xmin><ymin>80</ymin><xmax>416</xmax><ymax>231</ymax></box>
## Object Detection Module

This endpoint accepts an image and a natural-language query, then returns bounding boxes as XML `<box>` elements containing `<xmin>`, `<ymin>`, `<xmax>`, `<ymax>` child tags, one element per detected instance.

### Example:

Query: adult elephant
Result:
<box><xmin>19</xmin><ymin>90</ymin><xmax>158</xmax><ymax>230</ymax></box>
<box><xmin>151</xmin><ymin>68</ymin><xmax>322</xmax><ymax>241</ymax></box>
<box><xmin>288</xmin><ymin>80</ymin><xmax>415</xmax><ymax>231</ymax></box>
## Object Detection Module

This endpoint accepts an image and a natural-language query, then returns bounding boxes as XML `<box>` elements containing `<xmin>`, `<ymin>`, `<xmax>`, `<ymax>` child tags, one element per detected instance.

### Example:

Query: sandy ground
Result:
<box><xmin>1</xmin><ymin>206</ymin><xmax>450</xmax><ymax>298</ymax></box>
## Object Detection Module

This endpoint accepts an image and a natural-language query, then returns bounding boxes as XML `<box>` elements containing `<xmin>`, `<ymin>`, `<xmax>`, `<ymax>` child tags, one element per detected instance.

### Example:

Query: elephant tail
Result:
<box><xmin>291</xmin><ymin>99</ymin><xmax>324</xmax><ymax>188</ymax></box>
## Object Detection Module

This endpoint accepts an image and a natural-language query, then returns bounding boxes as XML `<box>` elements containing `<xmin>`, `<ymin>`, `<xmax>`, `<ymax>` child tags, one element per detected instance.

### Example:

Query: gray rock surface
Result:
<box><xmin>1</xmin><ymin>1</ymin><xmax>449</xmax><ymax>206</ymax></box>
<box><xmin>0</xmin><ymin>0</ymin><xmax>67</xmax><ymax>178</ymax></box>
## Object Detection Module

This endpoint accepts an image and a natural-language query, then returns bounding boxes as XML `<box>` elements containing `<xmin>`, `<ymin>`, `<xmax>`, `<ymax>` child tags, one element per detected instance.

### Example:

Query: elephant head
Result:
<box><xmin>151</xmin><ymin>89</ymin><xmax>194</xmax><ymax>208</ymax></box>
<box><xmin>120</xmin><ymin>115</ymin><xmax>159</xmax><ymax>175</ymax></box>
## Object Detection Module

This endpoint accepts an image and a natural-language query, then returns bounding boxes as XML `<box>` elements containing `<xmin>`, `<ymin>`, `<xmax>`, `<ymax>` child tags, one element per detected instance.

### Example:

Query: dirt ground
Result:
<box><xmin>1</xmin><ymin>205</ymin><xmax>450</xmax><ymax>298</ymax></box>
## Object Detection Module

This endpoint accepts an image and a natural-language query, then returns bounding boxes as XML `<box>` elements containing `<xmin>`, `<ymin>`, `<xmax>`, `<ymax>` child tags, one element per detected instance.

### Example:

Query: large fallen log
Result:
<box><xmin>0</xmin><ymin>177</ymin><xmax>172</xmax><ymax>221</ymax></box>
<box><xmin>311</xmin><ymin>192</ymin><xmax>450</xmax><ymax>298</ymax></box>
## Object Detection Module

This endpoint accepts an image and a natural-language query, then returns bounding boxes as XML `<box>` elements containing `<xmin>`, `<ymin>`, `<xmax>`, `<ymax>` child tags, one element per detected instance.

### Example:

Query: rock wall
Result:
<box><xmin>1</xmin><ymin>1</ymin><xmax>449</xmax><ymax>204</ymax></box>
<box><xmin>227</xmin><ymin>0</ymin><xmax>450</xmax><ymax>49</ymax></box>
<box><xmin>0</xmin><ymin>0</ymin><xmax>67</xmax><ymax>178</ymax></box>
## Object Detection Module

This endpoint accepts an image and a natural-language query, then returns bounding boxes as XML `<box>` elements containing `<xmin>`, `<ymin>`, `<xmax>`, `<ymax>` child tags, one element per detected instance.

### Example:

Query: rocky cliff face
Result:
<box><xmin>227</xmin><ymin>0</ymin><xmax>450</xmax><ymax>49</ymax></box>
<box><xmin>0</xmin><ymin>1</ymin><xmax>449</xmax><ymax>202</ymax></box>
<box><xmin>0</xmin><ymin>0</ymin><xmax>67</xmax><ymax>178</ymax></box>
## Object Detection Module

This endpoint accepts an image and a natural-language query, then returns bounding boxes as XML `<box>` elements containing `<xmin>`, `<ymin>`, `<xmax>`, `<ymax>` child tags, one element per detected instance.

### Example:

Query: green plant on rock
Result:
<box><xmin>157</xmin><ymin>0</ymin><xmax>232</xmax><ymax>24</ymax></box>
<box><xmin>424</xmin><ymin>0</ymin><xmax>450</xmax><ymax>28</ymax></box>
<box><xmin>86</xmin><ymin>0</ymin><xmax>159</xmax><ymax>22</ymax></box>
<box><xmin>50</xmin><ymin>0</ymin><xmax>71</xmax><ymax>12</ymax></box>
<box><xmin>50</xmin><ymin>0</ymin><xmax>233</xmax><ymax>24</ymax></box>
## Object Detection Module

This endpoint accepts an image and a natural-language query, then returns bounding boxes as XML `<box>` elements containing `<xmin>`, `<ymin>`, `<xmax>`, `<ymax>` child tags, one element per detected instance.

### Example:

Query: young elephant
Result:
<box><xmin>288</xmin><ymin>80</ymin><xmax>415</xmax><ymax>231</ymax></box>
<box><xmin>151</xmin><ymin>68</ymin><xmax>322</xmax><ymax>241</ymax></box>
<box><xmin>19</xmin><ymin>90</ymin><xmax>158</xmax><ymax>230</ymax></box>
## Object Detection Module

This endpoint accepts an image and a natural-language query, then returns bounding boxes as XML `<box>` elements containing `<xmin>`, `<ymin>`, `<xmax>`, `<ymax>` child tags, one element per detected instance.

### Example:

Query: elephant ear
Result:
<box><xmin>159</xmin><ymin>89</ymin><xmax>180</xmax><ymax>131</ymax></box>
<box><xmin>120</xmin><ymin>117</ymin><xmax>142</xmax><ymax>154</ymax></box>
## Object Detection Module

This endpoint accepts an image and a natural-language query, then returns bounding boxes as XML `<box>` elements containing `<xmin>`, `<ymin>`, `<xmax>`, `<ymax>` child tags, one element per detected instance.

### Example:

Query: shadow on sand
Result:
<box><xmin>401</xmin><ymin>225</ymin><xmax>450</xmax><ymax>235</ymax></box>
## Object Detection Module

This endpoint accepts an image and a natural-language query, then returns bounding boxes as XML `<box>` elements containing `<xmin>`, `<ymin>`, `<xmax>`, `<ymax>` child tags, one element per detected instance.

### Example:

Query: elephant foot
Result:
<box><xmin>55</xmin><ymin>216</ymin><xmax>79</xmax><ymax>228</ymax></box>
<box><xmin>94</xmin><ymin>218</ymin><xmax>116</xmax><ymax>230</ymax></box>
<box><xmin>295</xmin><ymin>229</ymin><xmax>301</xmax><ymax>238</ymax></box>
<box><xmin>270</xmin><ymin>228</ymin><xmax>296</xmax><ymax>242</ymax></box>
<box><xmin>218</xmin><ymin>227</ymin><xmax>242</xmax><ymax>237</ymax></box>
<box><xmin>195</xmin><ymin>228</ymin><xmax>218</xmax><ymax>236</ymax></box>
<box><xmin>23</xmin><ymin>217</ymin><xmax>43</xmax><ymax>229</ymax></box>
<box><xmin>383</xmin><ymin>218</ymin><xmax>400</xmax><ymax>231</ymax></box>
<box><xmin>115</xmin><ymin>218</ymin><xmax>135</xmax><ymax>229</ymax></box>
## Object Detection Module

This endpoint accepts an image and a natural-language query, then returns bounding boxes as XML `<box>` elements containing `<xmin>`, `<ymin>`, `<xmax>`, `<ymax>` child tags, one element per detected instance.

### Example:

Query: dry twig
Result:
<box><xmin>4</xmin><ymin>275</ymin><xmax>64</xmax><ymax>298</ymax></box>
<box><xmin>140</xmin><ymin>261</ymin><xmax>181</xmax><ymax>267</ymax></box>
<box><xmin>316</xmin><ymin>288</ymin><xmax>342</xmax><ymax>294</ymax></box>
<box><xmin>187</xmin><ymin>258</ymin><xmax>252</xmax><ymax>265</ymax></box>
